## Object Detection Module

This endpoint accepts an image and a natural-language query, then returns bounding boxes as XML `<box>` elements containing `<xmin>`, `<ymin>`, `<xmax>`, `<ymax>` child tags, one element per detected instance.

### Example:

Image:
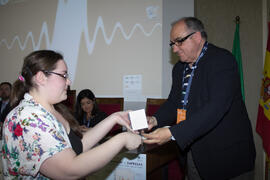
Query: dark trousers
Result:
<box><xmin>185</xmin><ymin>151</ymin><xmax>254</xmax><ymax>180</ymax></box>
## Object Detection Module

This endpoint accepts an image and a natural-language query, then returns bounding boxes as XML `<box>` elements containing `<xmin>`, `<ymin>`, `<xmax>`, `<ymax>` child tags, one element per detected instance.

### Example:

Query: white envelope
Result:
<box><xmin>129</xmin><ymin>109</ymin><xmax>148</xmax><ymax>131</ymax></box>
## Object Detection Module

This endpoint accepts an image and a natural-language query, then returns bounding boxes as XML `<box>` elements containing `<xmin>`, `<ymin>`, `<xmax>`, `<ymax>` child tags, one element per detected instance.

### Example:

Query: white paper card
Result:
<box><xmin>129</xmin><ymin>109</ymin><xmax>148</xmax><ymax>130</ymax></box>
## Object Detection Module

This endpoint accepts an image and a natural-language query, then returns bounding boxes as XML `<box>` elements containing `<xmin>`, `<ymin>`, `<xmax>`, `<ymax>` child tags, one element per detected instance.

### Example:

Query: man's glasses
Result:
<box><xmin>43</xmin><ymin>70</ymin><xmax>69</xmax><ymax>79</ymax></box>
<box><xmin>170</xmin><ymin>32</ymin><xmax>196</xmax><ymax>48</ymax></box>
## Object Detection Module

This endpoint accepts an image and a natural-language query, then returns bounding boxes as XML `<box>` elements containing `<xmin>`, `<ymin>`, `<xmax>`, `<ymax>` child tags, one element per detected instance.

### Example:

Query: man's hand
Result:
<box><xmin>146</xmin><ymin>116</ymin><xmax>158</xmax><ymax>130</ymax></box>
<box><xmin>142</xmin><ymin>127</ymin><xmax>172</xmax><ymax>145</ymax></box>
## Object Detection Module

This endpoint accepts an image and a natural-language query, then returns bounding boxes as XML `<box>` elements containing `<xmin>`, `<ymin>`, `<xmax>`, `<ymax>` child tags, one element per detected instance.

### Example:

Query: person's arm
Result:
<box><xmin>40</xmin><ymin>131</ymin><xmax>141</xmax><ymax>180</ymax></box>
<box><xmin>152</xmin><ymin>62</ymin><xmax>183</xmax><ymax>128</ymax></box>
<box><xmin>169</xmin><ymin>49</ymin><xmax>239</xmax><ymax>150</ymax></box>
<box><xmin>143</xmin><ymin>63</ymin><xmax>183</xmax><ymax>144</ymax></box>
<box><xmin>145</xmin><ymin>62</ymin><xmax>183</xmax><ymax>133</ymax></box>
<box><xmin>143</xmin><ymin>49</ymin><xmax>239</xmax><ymax>149</ymax></box>
<box><xmin>81</xmin><ymin>111</ymin><xmax>134</xmax><ymax>152</ymax></box>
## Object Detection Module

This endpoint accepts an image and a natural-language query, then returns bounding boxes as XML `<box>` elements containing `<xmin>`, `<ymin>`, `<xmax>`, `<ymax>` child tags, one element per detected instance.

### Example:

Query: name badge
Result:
<box><xmin>177</xmin><ymin>109</ymin><xmax>186</xmax><ymax>124</ymax></box>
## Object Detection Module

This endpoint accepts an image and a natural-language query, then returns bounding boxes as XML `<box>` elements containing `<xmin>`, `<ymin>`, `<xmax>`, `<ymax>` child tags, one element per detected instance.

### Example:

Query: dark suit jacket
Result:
<box><xmin>0</xmin><ymin>101</ymin><xmax>11</xmax><ymax>123</ymax></box>
<box><xmin>154</xmin><ymin>43</ymin><xmax>256</xmax><ymax>180</ymax></box>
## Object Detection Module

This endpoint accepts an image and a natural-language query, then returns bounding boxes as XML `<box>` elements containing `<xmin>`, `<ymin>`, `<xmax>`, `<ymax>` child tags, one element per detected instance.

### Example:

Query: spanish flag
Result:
<box><xmin>256</xmin><ymin>22</ymin><xmax>270</xmax><ymax>157</ymax></box>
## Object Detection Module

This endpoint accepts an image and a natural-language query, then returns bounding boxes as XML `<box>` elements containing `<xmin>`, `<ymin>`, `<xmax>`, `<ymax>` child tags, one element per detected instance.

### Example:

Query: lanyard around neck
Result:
<box><xmin>83</xmin><ymin>114</ymin><xmax>92</xmax><ymax>127</ymax></box>
<box><xmin>181</xmin><ymin>42</ymin><xmax>208</xmax><ymax>109</ymax></box>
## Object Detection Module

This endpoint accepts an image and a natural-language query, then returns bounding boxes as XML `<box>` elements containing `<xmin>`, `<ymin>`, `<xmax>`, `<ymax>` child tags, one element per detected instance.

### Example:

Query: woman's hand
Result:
<box><xmin>109</xmin><ymin>111</ymin><xmax>134</xmax><ymax>132</ymax></box>
<box><xmin>79</xmin><ymin>125</ymin><xmax>90</xmax><ymax>133</ymax></box>
<box><xmin>122</xmin><ymin>132</ymin><xmax>142</xmax><ymax>150</ymax></box>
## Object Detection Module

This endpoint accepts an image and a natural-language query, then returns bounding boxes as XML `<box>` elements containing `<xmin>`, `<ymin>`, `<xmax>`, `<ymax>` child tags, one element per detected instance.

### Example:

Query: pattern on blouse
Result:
<box><xmin>1</xmin><ymin>93</ymin><xmax>71</xmax><ymax>179</ymax></box>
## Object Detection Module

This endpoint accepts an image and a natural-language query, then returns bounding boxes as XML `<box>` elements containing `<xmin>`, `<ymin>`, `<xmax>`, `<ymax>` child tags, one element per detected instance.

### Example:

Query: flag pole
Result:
<box><xmin>235</xmin><ymin>16</ymin><xmax>240</xmax><ymax>24</ymax></box>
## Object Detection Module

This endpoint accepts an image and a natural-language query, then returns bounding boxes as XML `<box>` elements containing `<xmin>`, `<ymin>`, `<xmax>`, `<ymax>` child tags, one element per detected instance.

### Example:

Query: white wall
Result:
<box><xmin>162</xmin><ymin>0</ymin><xmax>194</xmax><ymax>98</ymax></box>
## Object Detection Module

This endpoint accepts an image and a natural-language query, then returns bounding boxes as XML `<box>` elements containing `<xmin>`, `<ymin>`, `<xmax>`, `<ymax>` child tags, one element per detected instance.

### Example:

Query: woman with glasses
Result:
<box><xmin>2</xmin><ymin>50</ymin><xmax>142</xmax><ymax>179</ymax></box>
<box><xmin>75</xmin><ymin>89</ymin><xmax>107</xmax><ymax>132</ymax></box>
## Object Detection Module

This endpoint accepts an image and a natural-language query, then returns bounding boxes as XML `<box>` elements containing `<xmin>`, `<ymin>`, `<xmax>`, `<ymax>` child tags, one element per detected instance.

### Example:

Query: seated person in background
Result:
<box><xmin>75</xmin><ymin>89</ymin><xmax>107</xmax><ymax>132</ymax></box>
<box><xmin>0</xmin><ymin>81</ymin><xmax>12</xmax><ymax>123</ymax></box>
<box><xmin>2</xmin><ymin>50</ymin><xmax>142</xmax><ymax>179</ymax></box>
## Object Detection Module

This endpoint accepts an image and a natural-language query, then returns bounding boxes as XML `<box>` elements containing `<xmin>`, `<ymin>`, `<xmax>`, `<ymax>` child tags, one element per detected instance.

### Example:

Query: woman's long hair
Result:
<box><xmin>10</xmin><ymin>50</ymin><xmax>63</xmax><ymax>108</ymax></box>
<box><xmin>55</xmin><ymin>103</ymin><xmax>83</xmax><ymax>139</ymax></box>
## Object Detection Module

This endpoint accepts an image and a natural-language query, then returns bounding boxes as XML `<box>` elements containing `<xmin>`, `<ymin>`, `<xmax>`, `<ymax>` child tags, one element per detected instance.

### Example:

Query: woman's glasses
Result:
<box><xmin>43</xmin><ymin>71</ymin><xmax>69</xmax><ymax>79</ymax></box>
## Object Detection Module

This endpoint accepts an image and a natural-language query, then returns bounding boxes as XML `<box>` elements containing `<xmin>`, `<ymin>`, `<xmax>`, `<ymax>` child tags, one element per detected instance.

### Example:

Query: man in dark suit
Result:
<box><xmin>143</xmin><ymin>17</ymin><xmax>256</xmax><ymax>180</ymax></box>
<box><xmin>0</xmin><ymin>82</ymin><xmax>12</xmax><ymax>123</ymax></box>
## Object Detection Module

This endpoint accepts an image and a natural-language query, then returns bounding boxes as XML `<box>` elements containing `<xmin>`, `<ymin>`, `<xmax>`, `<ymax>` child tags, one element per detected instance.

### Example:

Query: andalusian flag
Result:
<box><xmin>256</xmin><ymin>22</ymin><xmax>270</xmax><ymax>157</ymax></box>
<box><xmin>232</xmin><ymin>22</ymin><xmax>245</xmax><ymax>101</ymax></box>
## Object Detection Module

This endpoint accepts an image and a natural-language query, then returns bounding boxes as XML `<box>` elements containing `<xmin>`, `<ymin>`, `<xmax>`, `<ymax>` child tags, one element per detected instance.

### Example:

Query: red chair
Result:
<box><xmin>146</xmin><ymin>98</ymin><xmax>185</xmax><ymax>180</ymax></box>
<box><xmin>96</xmin><ymin>97</ymin><xmax>124</xmax><ymax>136</ymax></box>
<box><xmin>146</xmin><ymin>98</ymin><xmax>166</xmax><ymax>116</ymax></box>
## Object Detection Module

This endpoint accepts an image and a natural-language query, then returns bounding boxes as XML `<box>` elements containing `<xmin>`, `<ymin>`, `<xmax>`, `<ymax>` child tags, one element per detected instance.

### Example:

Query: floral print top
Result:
<box><xmin>1</xmin><ymin>93</ymin><xmax>71</xmax><ymax>179</ymax></box>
